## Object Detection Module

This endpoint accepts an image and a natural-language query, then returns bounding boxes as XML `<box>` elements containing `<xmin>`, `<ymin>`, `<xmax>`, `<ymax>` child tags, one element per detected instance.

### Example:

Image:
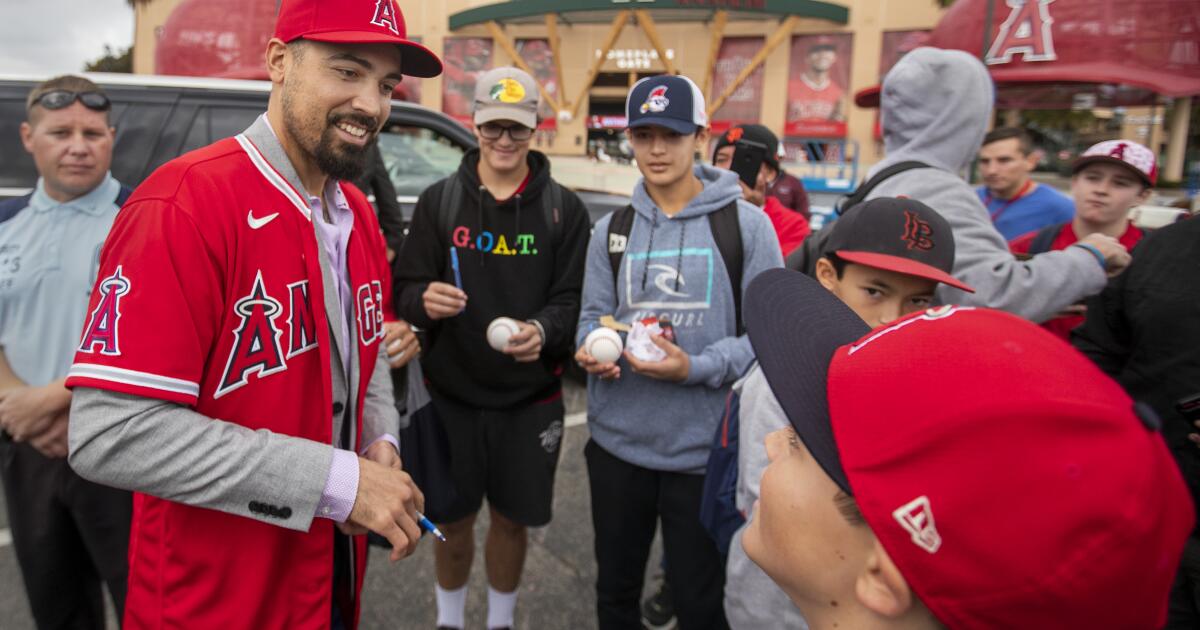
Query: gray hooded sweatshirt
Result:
<box><xmin>576</xmin><ymin>165</ymin><xmax>783</xmax><ymax>473</ymax></box>
<box><xmin>867</xmin><ymin>47</ymin><xmax>1106</xmax><ymax>323</ymax></box>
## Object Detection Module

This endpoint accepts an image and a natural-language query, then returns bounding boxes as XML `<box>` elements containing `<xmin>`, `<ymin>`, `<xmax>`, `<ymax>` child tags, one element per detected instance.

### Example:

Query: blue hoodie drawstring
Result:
<box><xmin>640</xmin><ymin>210</ymin><xmax>659</xmax><ymax>292</ymax></box>
<box><xmin>674</xmin><ymin>220</ymin><xmax>686</xmax><ymax>293</ymax></box>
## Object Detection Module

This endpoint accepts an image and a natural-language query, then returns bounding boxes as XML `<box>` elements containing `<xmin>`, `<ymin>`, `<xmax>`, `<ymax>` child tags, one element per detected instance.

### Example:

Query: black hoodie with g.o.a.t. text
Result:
<box><xmin>394</xmin><ymin>148</ymin><xmax>590</xmax><ymax>409</ymax></box>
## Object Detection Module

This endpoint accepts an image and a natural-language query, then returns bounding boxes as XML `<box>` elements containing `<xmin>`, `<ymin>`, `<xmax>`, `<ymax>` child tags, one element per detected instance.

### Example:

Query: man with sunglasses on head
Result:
<box><xmin>394</xmin><ymin>66</ymin><xmax>590</xmax><ymax>630</ymax></box>
<box><xmin>0</xmin><ymin>75</ymin><xmax>132</xmax><ymax>629</ymax></box>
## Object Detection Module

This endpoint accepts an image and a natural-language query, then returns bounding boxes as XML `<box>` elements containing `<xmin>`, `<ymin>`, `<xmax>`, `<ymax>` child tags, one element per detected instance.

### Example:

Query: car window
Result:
<box><xmin>0</xmin><ymin>97</ymin><xmax>36</xmax><ymax>189</ymax></box>
<box><xmin>110</xmin><ymin>102</ymin><xmax>173</xmax><ymax>185</ymax></box>
<box><xmin>181</xmin><ymin>105</ymin><xmax>264</xmax><ymax>154</ymax></box>
<box><xmin>377</xmin><ymin>125</ymin><xmax>466</xmax><ymax>199</ymax></box>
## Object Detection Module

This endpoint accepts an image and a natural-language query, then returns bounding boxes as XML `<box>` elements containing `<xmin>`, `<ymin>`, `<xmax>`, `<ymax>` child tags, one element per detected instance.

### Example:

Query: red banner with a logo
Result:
<box><xmin>710</xmin><ymin>37</ymin><xmax>766</xmax><ymax>135</ymax></box>
<box><xmin>442</xmin><ymin>38</ymin><xmax>494</xmax><ymax>127</ymax></box>
<box><xmin>515</xmin><ymin>38</ymin><xmax>558</xmax><ymax>130</ymax></box>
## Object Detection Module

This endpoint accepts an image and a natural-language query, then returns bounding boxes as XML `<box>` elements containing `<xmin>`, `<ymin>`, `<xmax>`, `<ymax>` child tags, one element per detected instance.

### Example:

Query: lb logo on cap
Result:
<box><xmin>490</xmin><ymin>78</ymin><xmax>526</xmax><ymax>104</ymax></box>
<box><xmin>640</xmin><ymin>86</ymin><xmax>670</xmax><ymax>114</ymax></box>
<box><xmin>893</xmin><ymin>495</ymin><xmax>942</xmax><ymax>554</ymax></box>
<box><xmin>901</xmin><ymin>210</ymin><xmax>935</xmax><ymax>251</ymax></box>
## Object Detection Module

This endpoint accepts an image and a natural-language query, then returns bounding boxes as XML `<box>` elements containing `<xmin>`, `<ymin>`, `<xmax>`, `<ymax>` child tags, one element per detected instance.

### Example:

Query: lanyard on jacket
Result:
<box><xmin>985</xmin><ymin>179</ymin><xmax>1035</xmax><ymax>223</ymax></box>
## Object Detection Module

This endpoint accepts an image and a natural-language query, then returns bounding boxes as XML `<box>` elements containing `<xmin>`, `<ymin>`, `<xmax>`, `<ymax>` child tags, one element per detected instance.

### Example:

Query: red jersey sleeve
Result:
<box><xmin>66</xmin><ymin>199</ymin><xmax>224</xmax><ymax>406</ymax></box>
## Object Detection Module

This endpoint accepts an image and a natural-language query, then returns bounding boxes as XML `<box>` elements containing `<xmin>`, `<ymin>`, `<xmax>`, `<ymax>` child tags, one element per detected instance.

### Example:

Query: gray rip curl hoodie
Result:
<box><xmin>867</xmin><ymin>47</ymin><xmax>1106</xmax><ymax>323</ymax></box>
<box><xmin>576</xmin><ymin>165</ymin><xmax>782</xmax><ymax>473</ymax></box>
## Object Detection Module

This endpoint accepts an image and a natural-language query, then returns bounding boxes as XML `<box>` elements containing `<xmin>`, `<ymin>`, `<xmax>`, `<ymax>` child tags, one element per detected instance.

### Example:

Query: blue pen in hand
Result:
<box><xmin>417</xmin><ymin>511</ymin><xmax>446</xmax><ymax>542</ymax></box>
<box><xmin>449</xmin><ymin>246</ymin><xmax>463</xmax><ymax>291</ymax></box>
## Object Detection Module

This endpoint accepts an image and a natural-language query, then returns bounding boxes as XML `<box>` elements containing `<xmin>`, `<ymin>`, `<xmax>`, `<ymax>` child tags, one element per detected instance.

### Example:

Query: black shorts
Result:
<box><xmin>430</xmin><ymin>391</ymin><xmax>565</xmax><ymax>527</ymax></box>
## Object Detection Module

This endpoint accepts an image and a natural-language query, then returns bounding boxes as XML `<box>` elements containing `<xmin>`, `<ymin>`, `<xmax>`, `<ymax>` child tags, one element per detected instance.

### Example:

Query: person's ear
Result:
<box><xmin>265</xmin><ymin>38</ymin><xmax>291</xmax><ymax>85</ymax></box>
<box><xmin>19</xmin><ymin>121</ymin><xmax>34</xmax><ymax>153</ymax></box>
<box><xmin>855</xmin><ymin>538</ymin><xmax>916</xmax><ymax>618</ymax></box>
<box><xmin>815</xmin><ymin>257</ymin><xmax>838</xmax><ymax>291</ymax></box>
<box><xmin>1136</xmin><ymin>185</ymin><xmax>1153</xmax><ymax>206</ymax></box>
<box><xmin>1026</xmin><ymin>149</ymin><xmax>1044</xmax><ymax>170</ymax></box>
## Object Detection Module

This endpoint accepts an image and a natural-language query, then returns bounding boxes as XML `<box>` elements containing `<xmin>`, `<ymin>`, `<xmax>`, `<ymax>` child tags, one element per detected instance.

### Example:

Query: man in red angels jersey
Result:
<box><xmin>63</xmin><ymin>1</ymin><xmax>442</xmax><ymax>629</ymax></box>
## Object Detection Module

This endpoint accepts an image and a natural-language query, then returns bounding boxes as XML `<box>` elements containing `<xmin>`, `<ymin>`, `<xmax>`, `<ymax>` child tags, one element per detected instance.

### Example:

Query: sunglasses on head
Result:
<box><xmin>32</xmin><ymin>90</ymin><xmax>111</xmax><ymax>112</ymax></box>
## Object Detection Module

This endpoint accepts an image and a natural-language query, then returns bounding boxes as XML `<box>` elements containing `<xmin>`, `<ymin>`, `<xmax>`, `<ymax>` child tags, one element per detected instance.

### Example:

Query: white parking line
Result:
<box><xmin>0</xmin><ymin>528</ymin><xmax>11</xmax><ymax>549</ymax></box>
<box><xmin>565</xmin><ymin>411</ymin><xmax>587</xmax><ymax>428</ymax></box>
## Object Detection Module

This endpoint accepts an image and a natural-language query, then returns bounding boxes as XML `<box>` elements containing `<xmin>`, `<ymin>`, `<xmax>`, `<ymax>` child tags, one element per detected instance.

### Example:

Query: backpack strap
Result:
<box><xmin>542</xmin><ymin>180</ymin><xmax>564</xmax><ymax>250</ymax></box>
<box><xmin>115</xmin><ymin>185</ymin><xmax>134</xmax><ymax>208</ymax></box>
<box><xmin>437</xmin><ymin>172</ymin><xmax>462</xmax><ymax>242</ymax></box>
<box><xmin>0</xmin><ymin>193</ymin><xmax>33</xmax><ymax>226</ymax></box>
<box><xmin>836</xmin><ymin>160</ymin><xmax>931</xmax><ymax>215</ymax></box>
<box><xmin>607</xmin><ymin>204</ymin><xmax>636</xmax><ymax>294</ymax></box>
<box><xmin>1027</xmin><ymin>222</ymin><xmax>1065</xmax><ymax>256</ymax></box>
<box><xmin>707</xmin><ymin>201</ymin><xmax>744</xmax><ymax>335</ymax></box>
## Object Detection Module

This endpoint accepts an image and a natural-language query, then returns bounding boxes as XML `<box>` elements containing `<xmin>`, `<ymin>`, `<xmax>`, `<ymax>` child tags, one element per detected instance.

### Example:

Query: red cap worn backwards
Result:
<box><xmin>274</xmin><ymin>0</ymin><xmax>442</xmax><ymax>78</ymax></box>
<box><xmin>745</xmin><ymin>269</ymin><xmax>1193</xmax><ymax>629</ymax></box>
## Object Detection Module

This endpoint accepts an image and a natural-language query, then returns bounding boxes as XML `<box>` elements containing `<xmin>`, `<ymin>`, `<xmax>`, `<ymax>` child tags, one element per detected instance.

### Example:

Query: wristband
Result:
<box><xmin>1071</xmin><ymin>243</ymin><xmax>1107</xmax><ymax>270</ymax></box>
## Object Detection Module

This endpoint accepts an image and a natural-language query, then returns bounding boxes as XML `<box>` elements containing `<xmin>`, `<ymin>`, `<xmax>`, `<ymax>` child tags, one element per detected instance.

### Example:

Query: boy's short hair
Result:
<box><xmin>980</xmin><ymin>127</ymin><xmax>1034</xmax><ymax>155</ymax></box>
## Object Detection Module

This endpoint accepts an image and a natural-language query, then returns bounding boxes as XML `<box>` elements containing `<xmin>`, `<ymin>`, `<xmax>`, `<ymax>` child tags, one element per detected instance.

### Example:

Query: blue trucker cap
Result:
<box><xmin>626</xmin><ymin>75</ymin><xmax>708</xmax><ymax>134</ymax></box>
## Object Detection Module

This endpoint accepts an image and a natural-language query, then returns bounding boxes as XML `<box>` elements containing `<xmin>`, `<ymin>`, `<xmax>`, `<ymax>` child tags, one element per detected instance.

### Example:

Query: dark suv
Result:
<box><xmin>0</xmin><ymin>73</ymin><xmax>625</xmax><ymax>223</ymax></box>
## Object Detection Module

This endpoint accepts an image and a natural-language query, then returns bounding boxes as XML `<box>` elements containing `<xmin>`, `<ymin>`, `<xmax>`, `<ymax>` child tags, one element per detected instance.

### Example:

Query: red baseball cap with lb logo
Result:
<box><xmin>745</xmin><ymin>269</ymin><xmax>1194</xmax><ymax>629</ymax></box>
<box><xmin>273</xmin><ymin>0</ymin><xmax>443</xmax><ymax>78</ymax></box>
<box><xmin>825</xmin><ymin>197</ymin><xmax>974</xmax><ymax>293</ymax></box>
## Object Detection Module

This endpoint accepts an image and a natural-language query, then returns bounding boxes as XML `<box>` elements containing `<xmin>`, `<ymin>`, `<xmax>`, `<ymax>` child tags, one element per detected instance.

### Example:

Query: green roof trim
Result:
<box><xmin>449</xmin><ymin>0</ymin><xmax>850</xmax><ymax>31</ymax></box>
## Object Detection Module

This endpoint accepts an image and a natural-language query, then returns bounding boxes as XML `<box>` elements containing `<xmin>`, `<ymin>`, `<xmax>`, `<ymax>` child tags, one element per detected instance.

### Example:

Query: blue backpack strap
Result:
<box><xmin>115</xmin><ymin>185</ymin><xmax>134</xmax><ymax>208</ymax></box>
<box><xmin>0</xmin><ymin>193</ymin><xmax>34</xmax><ymax>226</ymax></box>
<box><xmin>699</xmin><ymin>389</ymin><xmax>745</xmax><ymax>556</ymax></box>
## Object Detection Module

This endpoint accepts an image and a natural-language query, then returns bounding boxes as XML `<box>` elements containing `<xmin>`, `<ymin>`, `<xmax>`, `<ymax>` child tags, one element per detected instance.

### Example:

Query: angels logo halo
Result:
<box><xmin>641</xmin><ymin>86</ymin><xmax>670</xmax><ymax>114</ymax></box>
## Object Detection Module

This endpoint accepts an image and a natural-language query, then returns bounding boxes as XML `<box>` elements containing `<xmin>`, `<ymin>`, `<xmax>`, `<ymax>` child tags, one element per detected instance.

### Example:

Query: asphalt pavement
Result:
<box><xmin>0</xmin><ymin>382</ymin><xmax>666</xmax><ymax>630</ymax></box>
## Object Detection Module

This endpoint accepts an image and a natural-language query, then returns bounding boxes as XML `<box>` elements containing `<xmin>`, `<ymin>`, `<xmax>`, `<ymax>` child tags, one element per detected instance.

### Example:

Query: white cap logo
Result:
<box><xmin>893</xmin><ymin>496</ymin><xmax>942</xmax><ymax>554</ymax></box>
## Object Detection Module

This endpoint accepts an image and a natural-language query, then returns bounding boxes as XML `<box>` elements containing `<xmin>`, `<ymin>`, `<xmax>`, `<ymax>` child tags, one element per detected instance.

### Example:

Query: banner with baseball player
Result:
<box><xmin>442</xmin><ymin>37</ymin><xmax>494</xmax><ymax>126</ymax></box>
<box><xmin>709</xmin><ymin>37</ymin><xmax>766</xmax><ymax>135</ymax></box>
<box><xmin>515</xmin><ymin>38</ymin><xmax>558</xmax><ymax>131</ymax></box>
<box><xmin>784</xmin><ymin>33</ymin><xmax>853</xmax><ymax>138</ymax></box>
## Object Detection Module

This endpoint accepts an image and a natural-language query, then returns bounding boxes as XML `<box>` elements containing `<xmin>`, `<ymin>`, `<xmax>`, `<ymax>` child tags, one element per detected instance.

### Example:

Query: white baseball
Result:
<box><xmin>585</xmin><ymin>327</ymin><xmax>624</xmax><ymax>364</ymax></box>
<box><xmin>487</xmin><ymin>317</ymin><xmax>521</xmax><ymax>352</ymax></box>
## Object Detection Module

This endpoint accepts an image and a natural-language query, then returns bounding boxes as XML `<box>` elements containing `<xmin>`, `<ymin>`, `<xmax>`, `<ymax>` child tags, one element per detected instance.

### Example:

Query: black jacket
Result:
<box><xmin>1072</xmin><ymin>217</ymin><xmax>1200</xmax><ymax>531</ymax></box>
<box><xmin>352</xmin><ymin>143</ymin><xmax>405</xmax><ymax>256</ymax></box>
<box><xmin>394</xmin><ymin>149</ymin><xmax>590</xmax><ymax>409</ymax></box>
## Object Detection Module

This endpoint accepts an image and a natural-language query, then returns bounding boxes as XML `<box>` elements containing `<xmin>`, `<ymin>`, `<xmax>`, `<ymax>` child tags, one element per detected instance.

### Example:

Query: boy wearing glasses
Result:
<box><xmin>0</xmin><ymin>75</ymin><xmax>132</xmax><ymax>628</ymax></box>
<box><xmin>394</xmin><ymin>66</ymin><xmax>591</xmax><ymax>630</ymax></box>
<box><xmin>574</xmin><ymin>75</ymin><xmax>782</xmax><ymax>629</ymax></box>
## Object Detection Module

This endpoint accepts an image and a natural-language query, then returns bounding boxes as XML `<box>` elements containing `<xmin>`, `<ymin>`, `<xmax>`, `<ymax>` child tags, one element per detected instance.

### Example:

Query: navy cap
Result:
<box><xmin>626</xmin><ymin>75</ymin><xmax>707</xmax><ymax>135</ymax></box>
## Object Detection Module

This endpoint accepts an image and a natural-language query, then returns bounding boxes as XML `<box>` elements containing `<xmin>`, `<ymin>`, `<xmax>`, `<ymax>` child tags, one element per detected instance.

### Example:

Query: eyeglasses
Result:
<box><xmin>32</xmin><ymin>90</ymin><xmax>111</xmax><ymax>112</ymax></box>
<box><xmin>477</xmin><ymin>122</ymin><xmax>533</xmax><ymax>142</ymax></box>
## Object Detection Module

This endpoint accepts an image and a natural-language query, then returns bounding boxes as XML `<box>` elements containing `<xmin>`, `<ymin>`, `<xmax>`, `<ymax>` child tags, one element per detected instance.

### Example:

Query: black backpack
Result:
<box><xmin>785</xmin><ymin>160</ymin><xmax>930</xmax><ymax>276</ymax></box>
<box><xmin>606</xmin><ymin>201</ymin><xmax>745</xmax><ymax>334</ymax></box>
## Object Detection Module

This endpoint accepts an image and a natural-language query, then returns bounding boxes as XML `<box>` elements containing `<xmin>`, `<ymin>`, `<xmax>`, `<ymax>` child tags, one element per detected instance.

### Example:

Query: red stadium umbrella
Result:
<box><xmin>155</xmin><ymin>0</ymin><xmax>276</xmax><ymax>80</ymax></box>
<box><xmin>859</xmin><ymin>0</ymin><xmax>1200</xmax><ymax>108</ymax></box>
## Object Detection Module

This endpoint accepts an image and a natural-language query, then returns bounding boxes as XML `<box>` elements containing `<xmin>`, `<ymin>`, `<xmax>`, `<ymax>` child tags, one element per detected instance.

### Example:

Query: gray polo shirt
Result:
<box><xmin>0</xmin><ymin>174</ymin><xmax>122</xmax><ymax>386</ymax></box>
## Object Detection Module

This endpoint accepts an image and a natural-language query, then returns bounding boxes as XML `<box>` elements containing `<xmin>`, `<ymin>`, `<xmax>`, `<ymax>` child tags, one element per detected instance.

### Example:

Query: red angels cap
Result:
<box><xmin>274</xmin><ymin>0</ymin><xmax>443</xmax><ymax>78</ymax></box>
<box><xmin>1073</xmin><ymin>139</ymin><xmax>1158</xmax><ymax>186</ymax></box>
<box><xmin>746</xmin><ymin>268</ymin><xmax>1194</xmax><ymax>629</ymax></box>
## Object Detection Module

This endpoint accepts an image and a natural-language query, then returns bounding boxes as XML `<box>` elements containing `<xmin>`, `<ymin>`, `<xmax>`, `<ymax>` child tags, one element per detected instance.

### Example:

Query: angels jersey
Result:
<box><xmin>65</xmin><ymin>119</ymin><xmax>392</xmax><ymax>629</ymax></box>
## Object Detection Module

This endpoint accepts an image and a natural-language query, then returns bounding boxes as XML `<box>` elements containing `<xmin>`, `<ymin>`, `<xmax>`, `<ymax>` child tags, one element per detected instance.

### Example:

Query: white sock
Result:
<box><xmin>486</xmin><ymin>586</ymin><xmax>518</xmax><ymax>629</ymax></box>
<box><xmin>435</xmin><ymin>584</ymin><xmax>467</xmax><ymax>629</ymax></box>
